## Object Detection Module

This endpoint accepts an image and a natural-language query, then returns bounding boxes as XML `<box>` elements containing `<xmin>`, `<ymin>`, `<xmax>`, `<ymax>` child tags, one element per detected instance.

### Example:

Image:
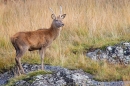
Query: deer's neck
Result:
<box><xmin>49</xmin><ymin>25</ymin><xmax>62</xmax><ymax>40</ymax></box>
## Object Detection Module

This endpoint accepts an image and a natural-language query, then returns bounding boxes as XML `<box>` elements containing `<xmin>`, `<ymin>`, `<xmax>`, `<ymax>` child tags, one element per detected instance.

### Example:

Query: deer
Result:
<box><xmin>10</xmin><ymin>6</ymin><xmax>66</xmax><ymax>75</ymax></box>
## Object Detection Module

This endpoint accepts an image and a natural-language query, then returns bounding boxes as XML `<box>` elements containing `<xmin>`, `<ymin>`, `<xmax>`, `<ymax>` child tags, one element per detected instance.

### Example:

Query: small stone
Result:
<box><xmin>15</xmin><ymin>80</ymin><xmax>29</xmax><ymax>86</ymax></box>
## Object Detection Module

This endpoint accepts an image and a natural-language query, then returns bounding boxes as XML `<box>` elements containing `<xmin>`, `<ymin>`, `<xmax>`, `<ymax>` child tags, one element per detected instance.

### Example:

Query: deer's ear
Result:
<box><xmin>51</xmin><ymin>14</ymin><xmax>56</xmax><ymax>19</ymax></box>
<box><xmin>61</xmin><ymin>14</ymin><xmax>66</xmax><ymax>19</ymax></box>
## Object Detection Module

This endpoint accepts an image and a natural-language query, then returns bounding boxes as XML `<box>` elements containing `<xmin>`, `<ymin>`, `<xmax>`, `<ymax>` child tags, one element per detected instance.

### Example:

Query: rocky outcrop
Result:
<box><xmin>0</xmin><ymin>64</ymin><xmax>129</xmax><ymax>86</ymax></box>
<box><xmin>8</xmin><ymin>64</ymin><xmax>94</xmax><ymax>86</ymax></box>
<box><xmin>87</xmin><ymin>42</ymin><xmax>130</xmax><ymax>65</ymax></box>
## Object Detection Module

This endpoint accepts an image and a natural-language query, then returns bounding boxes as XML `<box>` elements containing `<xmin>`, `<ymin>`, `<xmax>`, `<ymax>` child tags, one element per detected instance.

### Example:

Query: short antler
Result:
<box><xmin>60</xmin><ymin>6</ymin><xmax>62</xmax><ymax>16</ymax></box>
<box><xmin>49</xmin><ymin>7</ymin><xmax>55</xmax><ymax>14</ymax></box>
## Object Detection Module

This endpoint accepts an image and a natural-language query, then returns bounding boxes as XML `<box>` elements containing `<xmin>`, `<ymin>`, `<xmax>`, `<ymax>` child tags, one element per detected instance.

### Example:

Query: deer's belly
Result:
<box><xmin>28</xmin><ymin>45</ymin><xmax>42</xmax><ymax>51</ymax></box>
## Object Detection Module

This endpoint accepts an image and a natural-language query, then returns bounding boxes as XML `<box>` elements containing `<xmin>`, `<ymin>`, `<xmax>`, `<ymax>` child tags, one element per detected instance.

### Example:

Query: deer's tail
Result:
<box><xmin>10</xmin><ymin>36</ymin><xmax>19</xmax><ymax>51</ymax></box>
<box><xmin>10</xmin><ymin>36</ymin><xmax>16</xmax><ymax>45</ymax></box>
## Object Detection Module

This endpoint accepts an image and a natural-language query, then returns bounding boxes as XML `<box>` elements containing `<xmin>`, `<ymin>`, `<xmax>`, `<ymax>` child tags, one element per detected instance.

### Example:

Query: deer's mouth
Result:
<box><xmin>61</xmin><ymin>24</ymin><xmax>64</xmax><ymax>27</ymax></box>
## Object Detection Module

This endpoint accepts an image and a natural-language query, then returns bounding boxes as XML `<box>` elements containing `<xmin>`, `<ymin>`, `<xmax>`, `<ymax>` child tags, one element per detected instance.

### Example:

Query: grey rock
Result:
<box><xmin>87</xmin><ymin>42</ymin><xmax>130</xmax><ymax>65</ymax></box>
<box><xmin>71</xmin><ymin>73</ymin><xmax>88</xmax><ymax>85</ymax></box>
<box><xmin>15</xmin><ymin>80</ymin><xmax>29</xmax><ymax>86</ymax></box>
<box><xmin>87</xmin><ymin>52</ymin><xmax>97</xmax><ymax>60</ymax></box>
<box><xmin>13</xmin><ymin>64</ymin><xmax>95</xmax><ymax>86</ymax></box>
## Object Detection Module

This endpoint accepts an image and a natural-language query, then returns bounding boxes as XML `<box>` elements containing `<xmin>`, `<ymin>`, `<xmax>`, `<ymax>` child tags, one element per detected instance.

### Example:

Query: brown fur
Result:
<box><xmin>11</xmin><ymin>14</ymin><xmax>66</xmax><ymax>75</ymax></box>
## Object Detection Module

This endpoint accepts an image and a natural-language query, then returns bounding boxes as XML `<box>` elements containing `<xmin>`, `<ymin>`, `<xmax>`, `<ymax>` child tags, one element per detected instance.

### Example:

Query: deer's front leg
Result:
<box><xmin>39</xmin><ymin>47</ymin><xmax>46</xmax><ymax>70</ymax></box>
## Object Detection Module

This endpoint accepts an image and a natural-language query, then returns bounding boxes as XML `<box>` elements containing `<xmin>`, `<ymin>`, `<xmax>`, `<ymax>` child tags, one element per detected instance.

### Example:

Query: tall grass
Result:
<box><xmin>0</xmin><ymin>0</ymin><xmax>130</xmax><ymax>81</ymax></box>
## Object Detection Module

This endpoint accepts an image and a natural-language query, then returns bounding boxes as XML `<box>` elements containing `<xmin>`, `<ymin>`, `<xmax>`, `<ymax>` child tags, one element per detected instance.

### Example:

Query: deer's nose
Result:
<box><xmin>62</xmin><ymin>24</ymin><xmax>64</xmax><ymax>26</ymax></box>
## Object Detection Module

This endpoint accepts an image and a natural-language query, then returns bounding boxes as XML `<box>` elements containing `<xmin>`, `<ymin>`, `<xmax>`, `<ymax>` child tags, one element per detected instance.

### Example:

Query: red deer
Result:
<box><xmin>11</xmin><ymin>6</ymin><xmax>66</xmax><ymax>75</ymax></box>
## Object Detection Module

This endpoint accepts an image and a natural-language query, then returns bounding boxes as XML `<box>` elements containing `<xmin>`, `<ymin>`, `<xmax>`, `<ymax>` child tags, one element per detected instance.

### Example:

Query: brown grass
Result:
<box><xmin>0</xmin><ymin>0</ymin><xmax>130</xmax><ymax>81</ymax></box>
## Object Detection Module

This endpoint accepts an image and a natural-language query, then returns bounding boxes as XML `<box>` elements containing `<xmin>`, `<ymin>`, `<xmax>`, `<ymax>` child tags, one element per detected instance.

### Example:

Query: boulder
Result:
<box><xmin>86</xmin><ymin>42</ymin><xmax>130</xmax><ymax>65</ymax></box>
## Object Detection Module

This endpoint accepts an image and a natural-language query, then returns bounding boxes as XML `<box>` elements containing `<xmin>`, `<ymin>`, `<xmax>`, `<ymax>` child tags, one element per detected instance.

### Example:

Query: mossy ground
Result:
<box><xmin>6</xmin><ymin>70</ymin><xmax>52</xmax><ymax>86</ymax></box>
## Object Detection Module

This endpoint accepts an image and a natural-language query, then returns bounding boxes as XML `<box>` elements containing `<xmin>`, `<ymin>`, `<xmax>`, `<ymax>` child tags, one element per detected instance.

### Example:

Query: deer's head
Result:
<box><xmin>50</xmin><ymin>6</ymin><xmax>66</xmax><ymax>29</ymax></box>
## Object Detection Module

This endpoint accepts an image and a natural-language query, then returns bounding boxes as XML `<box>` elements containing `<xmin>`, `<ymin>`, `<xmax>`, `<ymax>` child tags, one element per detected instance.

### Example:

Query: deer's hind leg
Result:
<box><xmin>15</xmin><ymin>46</ymin><xmax>28</xmax><ymax>75</ymax></box>
<box><xmin>15</xmin><ymin>50</ymin><xmax>21</xmax><ymax>75</ymax></box>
